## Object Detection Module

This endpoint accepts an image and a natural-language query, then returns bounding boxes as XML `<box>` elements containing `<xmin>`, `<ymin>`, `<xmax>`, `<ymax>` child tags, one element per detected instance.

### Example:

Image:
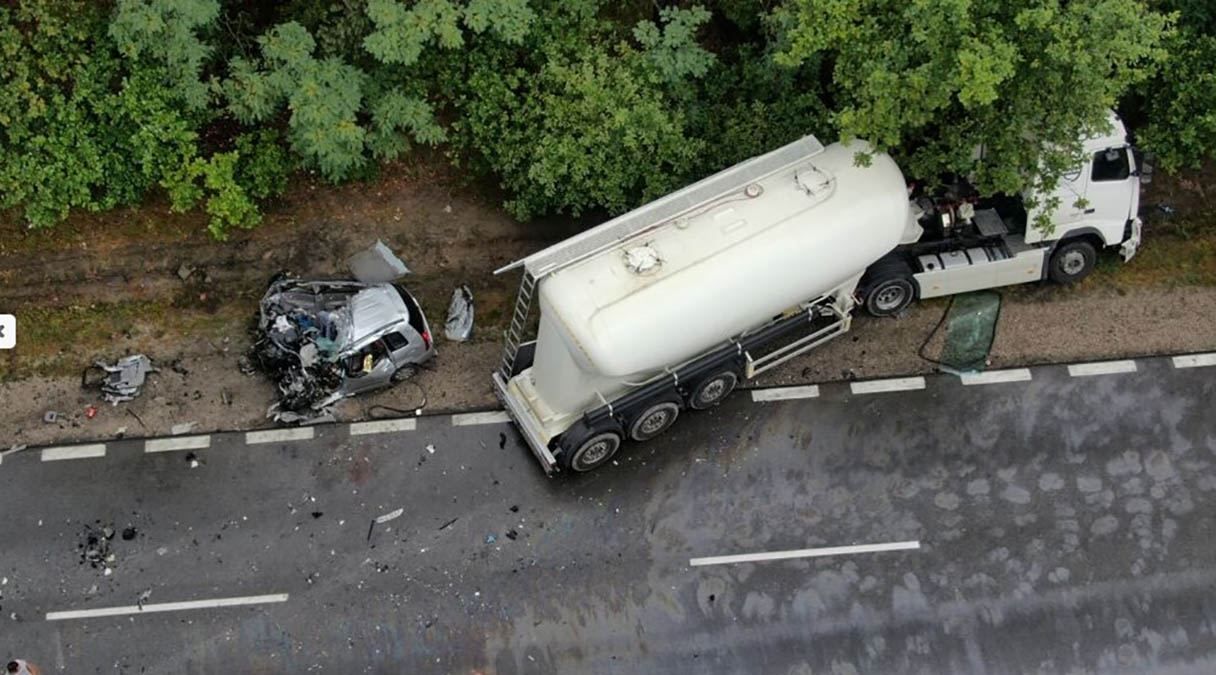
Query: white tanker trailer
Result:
<box><xmin>494</xmin><ymin>122</ymin><xmax>1145</xmax><ymax>473</ymax></box>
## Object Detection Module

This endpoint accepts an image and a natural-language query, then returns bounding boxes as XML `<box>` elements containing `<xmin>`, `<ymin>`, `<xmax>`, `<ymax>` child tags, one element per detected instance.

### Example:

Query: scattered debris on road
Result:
<box><xmin>42</xmin><ymin>411</ymin><xmax>59</xmax><ymax>424</ymax></box>
<box><xmin>253</xmin><ymin>275</ymin><xmax>435</xmax><ymax>423</ymax></box>
<box><xmin>170</xmin><ymin>421</ymin><xmax>198</xmax><ymax>435</ymax></box>
<box><xmin>444</xmin><ymin>285</ymin><xmax>474</xmax><ymax>342</ymax></box>
<box><xmin>374</xmin><ymin>508</ymin><xmax>404</xmax><ymax>525</ymax></box>
<box><xmin>78</xmin><ymin>522</ymin><xmax>120</xmax><ymax>574</ymax></box>
<box><xmin>84</xmin><ymin>354</ymin><xmax>156</xmax><ymax>405</ymax></box>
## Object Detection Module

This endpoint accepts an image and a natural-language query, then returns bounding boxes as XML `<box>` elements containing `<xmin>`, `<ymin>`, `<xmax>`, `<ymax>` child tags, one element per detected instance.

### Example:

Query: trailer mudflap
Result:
<box><xmin>492</xmin><ymin>371</ymin><xmax>559</xmax><ymax>474</ymax></box>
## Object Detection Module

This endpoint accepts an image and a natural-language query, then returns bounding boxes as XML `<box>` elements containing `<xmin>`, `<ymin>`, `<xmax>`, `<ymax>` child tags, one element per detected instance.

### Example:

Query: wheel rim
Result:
<box><xmin>696</xmin><ymin>373</ymin><xmax>736</xmax><ymax>408</ymax></box>
<box><xmin>639</xmin><ymin>409</ymin><xmax>672</xmax><ymax>434</ymax></box>
<box><xmin>580</xmin><ymin>439</ymin><xmax>612</xmax><ymax>465</ymax></box>
<box><xmin>874</xmin><ymin>284</ymin><xmax>907</xmax><ymax>312</ymax></box>
<box><xmin>1060</xmin><ymin>250</ymin><xmax>1087</xmax><ymax>275</ymax></box>
<box><xmin>630</xmin><ymin>402</ymin><xmax>680</xmax><ymax>441</ymax></box>
<box><xmin>699</xmin><ymin>379</ymin><xmax>727</xmax><ymax>404</ymax></box>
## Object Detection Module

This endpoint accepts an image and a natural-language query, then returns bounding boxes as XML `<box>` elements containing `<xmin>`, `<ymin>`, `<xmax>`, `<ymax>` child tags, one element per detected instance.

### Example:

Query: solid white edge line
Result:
<box><xmin>46</xmin><ymin>593</ymin><xmax>289</xmax><ymax>621</ymax></box>
<box><xmin>690</xmin><ymin>540</ymin><xmax>920</xmax><ymax>567</ymax></box>
<box><xmin>350</xmin><ymin>418</ymin><xmax>418</xmax><ymax>435</ymax></box>
<box><xmin>959</xmin><ymin>369</ymin><xmax>1033</xmax><ymax>386</ymax></box>
<box><xmin>451</xmin><ymin>411</ymin><xmax>511</xmax><ymax>426</ymax></box>
<box><xmin>751</xmin><ymin>385</ymin><xmax>820</xmax><ymax>402</ymax></box>
<box><xmin>850</xmin><ymin>377</ymin><xmax>926</xmax><ymax>395</ymax></box>
<box><xmin>145</xmin><ymin>435</ymin><xmax>211</xmax><ymax>453</ymax></box>
<box><xmin>1173</xmin><ymin>353</ymin><xmax>1216</xmax><ymax>369</ymax></box>
<box><xmin>41</xmin><ymin>444</ymin><xmax>107</xmax><ymax>462</ymax></box>
<box><xmin>1067</xmin><ymin>360</ymin><xmax>1138</xmax><ymax>377</ymax></box>
<box><xmin>245</xmin><ymin>427</ymin><xmax>315</xmax><ymax>444</ymax></box>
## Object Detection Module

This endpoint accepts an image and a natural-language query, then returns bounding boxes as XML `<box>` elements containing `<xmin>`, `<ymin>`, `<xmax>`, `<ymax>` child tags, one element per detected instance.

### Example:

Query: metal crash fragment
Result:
<box><xmin>84</xmin><ymin>354</ymin><xmax>156</xmax><ymax>405</ymax></box>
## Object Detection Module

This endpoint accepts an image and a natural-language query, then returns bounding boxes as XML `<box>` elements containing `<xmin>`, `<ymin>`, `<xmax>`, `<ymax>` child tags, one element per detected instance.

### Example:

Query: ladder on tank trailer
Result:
<box><xmin>499</xmin><ymin>271</ymin><xmax>537</xmax><ymax>379</ymax></box>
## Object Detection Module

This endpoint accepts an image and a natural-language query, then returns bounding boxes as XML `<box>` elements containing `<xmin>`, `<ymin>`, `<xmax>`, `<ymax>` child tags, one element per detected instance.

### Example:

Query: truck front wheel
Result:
<box><xmin>864</xmin><ymin>276</ymin><xmax>915</xmax><ymax>317</ymax></box>
<box><xmin>1048</xmin><ymin>240</ymin><xmax>1097</xmax><ymax>284</ymax></box>
<box><xmin>562</xmin><ymin>431</ymin><xmax>622</xmax><ymax>473</ymax></box>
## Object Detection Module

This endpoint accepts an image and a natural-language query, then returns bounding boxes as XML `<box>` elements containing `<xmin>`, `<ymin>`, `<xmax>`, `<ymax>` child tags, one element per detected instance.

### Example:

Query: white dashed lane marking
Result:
<box><xmin>350</xmin><ymin>418</ymin><xmax>418</xmax><ymax>435</ymax></box>
<box><xmin>451</xmin><ymin>411</ymin><xmax>511</xmax><ymax>426</ymax></box>
<box><xmin>46</xmin><ymin>593</ymin><xmax>289</xmax><ymax>621</ymax></box>
<box><xmin>245</xmin><ymin>428</ymin><xmax>315</xmax><ymax>445</ymax></box>
<box><xmin>959</xmin><ymin>369</ymin><xmax>1032</xmax><ymax>386</ymax></box>
<box><xmin>690</xmin><ymin>540</ymin><xmax>921</xmax><ymax>567</ymax></box>
<box><xmin>850</xmin><ymin>377</ymin><xmax>925</xmax><ymax>395</ymax></box>
<box><xmin>145</xmin><ymin>435</ymin><xmax>211</xmax><ymax>453</ymax></box>
<box><xmin>1173</xmin><ymin>353</ymin><xmax>1216</xmax><ymax>369</ymax></box>
<box><xmin>751</xmin><ymin>385</ymin><xmax>820</xmax><ymax>402</ymax></box>
<box><xmin>41</xmin><ymin>444</ymin><xmax>107</xmax><ymax>462</ymax></box>
<box><xmin>1067</xmin><ymin>360</ymin><xmax>1138</xmax><ymax>377</ymax></box>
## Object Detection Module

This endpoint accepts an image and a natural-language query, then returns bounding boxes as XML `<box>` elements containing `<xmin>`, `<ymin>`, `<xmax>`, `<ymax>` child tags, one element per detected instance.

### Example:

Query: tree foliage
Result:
<box><xmin>773</xmin><ymin>0</ymin><xmax>1171</xmax><ymax>199</ymax></box>
<box><xmin>455</xmin><ymin>2</ymin><xmax>714</xmax><ymax>219</ymax></box>
<box><xmin>1137</xmin><ymin>0</ymin><xmax>1216</xmax><ymax>170</ymax></box>
<box><xmin>1</xmin><ymin>0</ymin><xmax>1212</xmax><ymax>238</ymax></box>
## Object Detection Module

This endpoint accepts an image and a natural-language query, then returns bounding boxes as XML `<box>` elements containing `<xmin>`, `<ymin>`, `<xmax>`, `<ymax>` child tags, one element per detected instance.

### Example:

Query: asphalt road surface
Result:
<box><xmin>1</xmin><ymin>354</ymin><xmax>1214</xmax><ymax>674</ymax></box>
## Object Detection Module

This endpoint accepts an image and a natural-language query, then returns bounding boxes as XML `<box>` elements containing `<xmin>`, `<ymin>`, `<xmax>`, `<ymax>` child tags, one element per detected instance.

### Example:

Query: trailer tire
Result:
<box><xmin>627</xmin><ymin>401</ymin><xmax>681</xmax><ymax>442</ymax></box>
<box><xmin>562</xmin><ymin>431</ymin><xmax>623</xmax><ymax>473</ymax></box>
<box><xmin>863</xmin><ymin>275</ymin><xmax>916</xmax><ymax>317</ymax></box>
<box><xmin>1048</xmin><ymin>239</ymin><xmax>1097</xmax><ymax>284</ymax></box>
<box><xmin>689</xmin><ymin>371</ymin><xmax>738</xmax><ymax>410</ymax></box>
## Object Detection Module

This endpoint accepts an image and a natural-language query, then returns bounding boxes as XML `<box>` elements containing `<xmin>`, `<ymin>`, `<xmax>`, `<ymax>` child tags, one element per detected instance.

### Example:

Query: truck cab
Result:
<box><xmin>859</xmin><ymin>111</ymin><xmax>1145</xmax><ymax>316</ymax></box>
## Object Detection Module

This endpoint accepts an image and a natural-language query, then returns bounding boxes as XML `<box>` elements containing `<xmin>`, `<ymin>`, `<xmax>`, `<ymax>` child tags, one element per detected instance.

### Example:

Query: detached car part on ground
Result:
<box><xmin>254</xmin><ymin>276</ymin><xmax>434</xmax><ymax>421</ymax></box>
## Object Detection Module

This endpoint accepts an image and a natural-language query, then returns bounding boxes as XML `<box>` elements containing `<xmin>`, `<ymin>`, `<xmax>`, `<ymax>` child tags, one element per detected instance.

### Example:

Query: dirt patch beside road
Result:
<box><xmin>1</xmin><ymin>161</ymin><xmax>1214</xmax><ymax>450</ymax></box>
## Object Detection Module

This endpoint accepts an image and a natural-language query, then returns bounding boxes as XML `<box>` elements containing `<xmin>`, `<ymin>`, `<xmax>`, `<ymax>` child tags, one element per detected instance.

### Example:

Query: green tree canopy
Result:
<box><xmin>773</xmin><ymin>0</ymin><xmax>1171</xmax><ymax>198</ymax></box>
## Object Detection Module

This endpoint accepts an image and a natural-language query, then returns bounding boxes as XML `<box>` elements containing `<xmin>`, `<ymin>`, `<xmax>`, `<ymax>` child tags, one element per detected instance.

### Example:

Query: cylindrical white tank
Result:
<box><xmin>532</xmin><ymin>140</ymin><xmax>910</xmax><ymax>405</ymax></box>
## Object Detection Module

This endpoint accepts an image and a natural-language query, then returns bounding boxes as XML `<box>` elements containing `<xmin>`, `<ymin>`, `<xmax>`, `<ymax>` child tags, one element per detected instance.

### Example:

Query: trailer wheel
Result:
<box><xmin>628</xmin><ymin>401</ymin><xmax>680</xmax><ymax>442</ymax></box>
<box><xmin>562</xmin><ymin>431</ymin><xmax>623</xmax><ymax>473</ymax></box>
<box><xmin>864</xmin><ymin>276</ymin><xmax>915</xmax><ymax>317</ymax></box>
<box><xmin>689</xmin><ymin>371</ymin><xmax>738</xmax><ymax>410</ymax></box>
<box><xmin>1048</xmin><ymin>239</ymin><xmax>1097</xmax><ymax>284</ymax></box>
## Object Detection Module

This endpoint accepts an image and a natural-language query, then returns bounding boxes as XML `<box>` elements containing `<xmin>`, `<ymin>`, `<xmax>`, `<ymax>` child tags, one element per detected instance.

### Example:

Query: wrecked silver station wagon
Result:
<box><xmin>254</xmin><ymin>276</ymin><xmax>435</xmax><ymax>418</ymax></box>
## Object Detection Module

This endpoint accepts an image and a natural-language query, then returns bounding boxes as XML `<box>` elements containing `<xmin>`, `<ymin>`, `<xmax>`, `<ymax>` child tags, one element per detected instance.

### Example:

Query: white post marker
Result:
<box><xmin>0</xmin><ymin>314</ymin><xmax>14</xmax><ymax>350</ymax></box>
<box><xmin>246</xmin><ymin>427</ymin><xmax>315</xmax><ymax>444</ymax></box>
<box><xmin>1173</xmin><ymin>353</ymin><xmax>1216</xmax><ymax>369</ymax></box>
<box><xmin>690</xmin><ymin>540</ymin><xmax>920</xmax><ymax>567</ymax></box>
<box><xmin>46</xmin><ymin>593</ymin><xmax>288</xmax><ymax>621</ymax></box>
<box><xmin>451</xmin><ymin>411</ymin><xmax>511</xmax><ymax>426</ymax></box>
<box><xmin>751</xmin><ymin>385</ymin><xmax>820</xmax><ymax>402</ymax></box>
<box><xmin>850</xmin><ymin>377</ymin><xmax>925</xmax><ymax>395</ymax></box>
<box><xmin>1067</xmin><ymin>360</ymin><xmax>1137</xmax><ymax>377</ymax></box>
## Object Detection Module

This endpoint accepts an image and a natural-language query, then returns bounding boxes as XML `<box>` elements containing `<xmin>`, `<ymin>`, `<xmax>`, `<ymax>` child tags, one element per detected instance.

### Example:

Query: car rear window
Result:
<box><xmin>393</xmin><ymin>285</ymin><xmax>428</xmax><ymax>335</ymax></box>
